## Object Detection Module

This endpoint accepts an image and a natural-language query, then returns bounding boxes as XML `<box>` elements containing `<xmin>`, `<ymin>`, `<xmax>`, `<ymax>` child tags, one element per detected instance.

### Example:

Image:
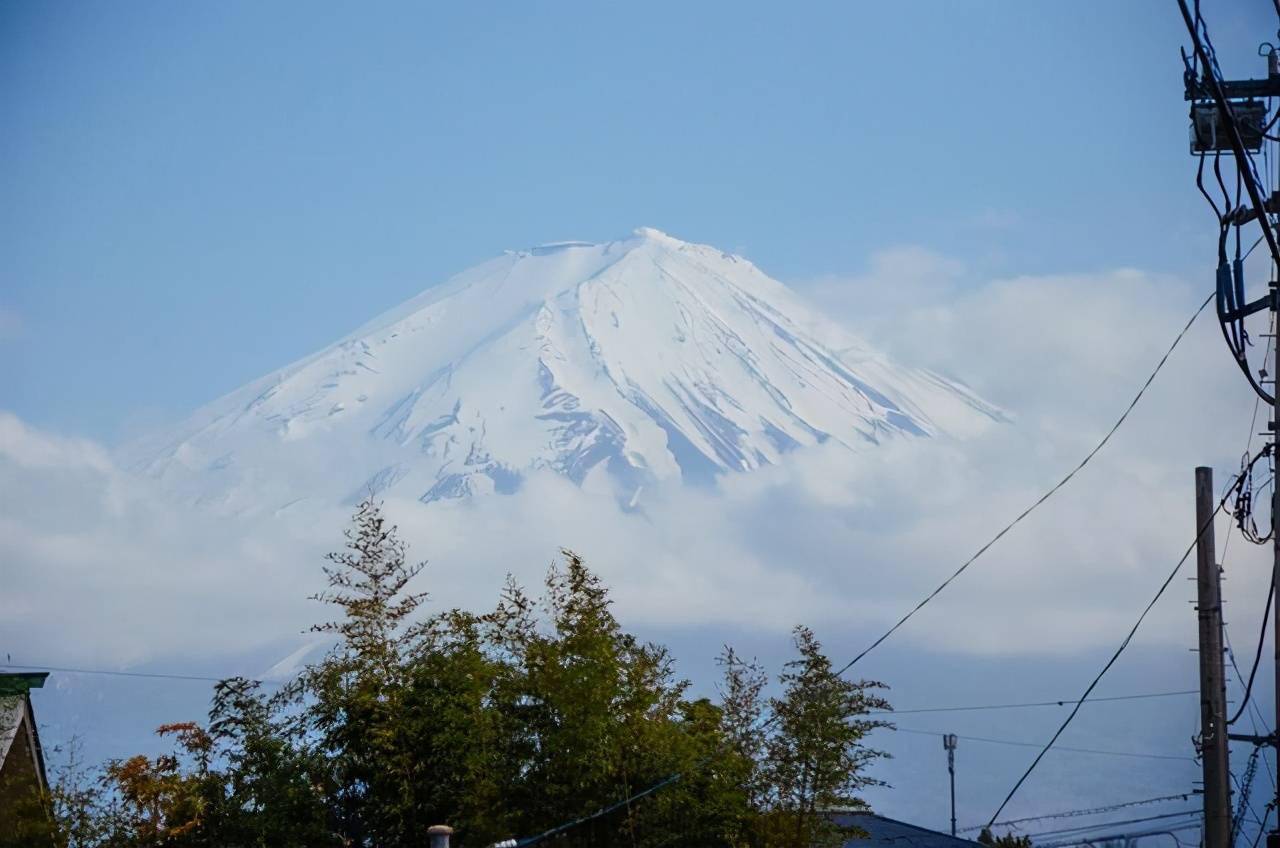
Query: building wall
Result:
<box><xmin>0</xmin><ymin>699</ymin><xmax>53</xmax><ymax>844</ymax></box>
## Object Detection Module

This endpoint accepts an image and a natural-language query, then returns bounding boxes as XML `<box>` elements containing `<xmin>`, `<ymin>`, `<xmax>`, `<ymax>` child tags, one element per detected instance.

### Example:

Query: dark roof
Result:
<box><xmin>830</xmin><ymin>812</ymin><xmax>985</xmax><ymax>848</ymax></box>
<box><xmin>0</xmin><ymin>673</ymin><xmax>48</xmax><ymax>697</ymax></box>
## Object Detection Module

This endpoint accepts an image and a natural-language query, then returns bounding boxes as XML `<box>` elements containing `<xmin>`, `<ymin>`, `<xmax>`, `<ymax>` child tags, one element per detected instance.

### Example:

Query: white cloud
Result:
<box><xmin>0</xmin><ymin>413</ymin><xmax>321</xmax><ymax>668</ymax></box>
<box><xmin>798</xmin><ymin>245</ymin><xmax>967</xmax><ymax>341</ymax></box>
<box><xmin>0</xmin><ymin>412</ymin><xmax>112</xmax><ymax>472</ymax></box>
<box><xmin>789</xmin><ymin>249</ymin><xmax>1271</xmax><ymax>651</ymax></box>
<box><xmin>0</xmin><ymin>251</ymin><xmax>1269</xmax><ymax>677</ymax></box>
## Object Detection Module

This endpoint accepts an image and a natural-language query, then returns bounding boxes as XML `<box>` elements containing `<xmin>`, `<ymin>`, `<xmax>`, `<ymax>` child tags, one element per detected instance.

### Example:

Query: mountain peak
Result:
<box><xmin>131</xmin><ymin>231</ymin><xmax>1002</xmax><ymax>511</ymax></box>
<box><xmin>522</xmin><ymin>227</ymin><xmax>685</xmax><ymax>258</ymax></box>
<box><xmin>631</xmin><ymin>226</ymin><xmax>680</xmax><ymax>243</ymax></box>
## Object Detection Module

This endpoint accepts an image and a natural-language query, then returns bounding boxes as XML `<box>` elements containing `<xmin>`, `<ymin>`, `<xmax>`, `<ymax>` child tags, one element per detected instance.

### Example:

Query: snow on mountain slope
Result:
<box><xmin>128</xmin><ymin>228</ymin><xmax>1003</xmax><ymax>511</ymax></box>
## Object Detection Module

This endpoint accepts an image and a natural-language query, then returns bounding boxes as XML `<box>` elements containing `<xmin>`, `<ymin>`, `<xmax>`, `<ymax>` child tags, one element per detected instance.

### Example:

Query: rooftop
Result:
<box><xmin>831</xmin><ymin>812</ymin><xmax>986</xmax><ymax>848</ymax></box>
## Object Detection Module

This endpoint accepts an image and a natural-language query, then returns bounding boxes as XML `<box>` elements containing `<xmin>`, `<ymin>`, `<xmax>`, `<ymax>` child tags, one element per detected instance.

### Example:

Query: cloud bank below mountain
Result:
<box><xmin>2</xmin><ymin>249</ymin><xmax>1264</xmax><ymax>675</ymax></box>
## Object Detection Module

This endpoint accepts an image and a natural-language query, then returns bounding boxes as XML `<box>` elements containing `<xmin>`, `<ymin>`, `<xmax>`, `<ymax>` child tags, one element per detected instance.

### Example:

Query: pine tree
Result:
<box><xmin>304</xmin><ymin>497</ymin><xmax>430</xmax><ymax>847</ymax></box>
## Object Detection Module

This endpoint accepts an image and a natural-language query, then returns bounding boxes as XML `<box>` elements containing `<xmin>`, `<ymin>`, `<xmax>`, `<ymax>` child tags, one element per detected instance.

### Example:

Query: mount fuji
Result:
<box><xmin>128</xmin><ymin>228</ymin><xmax>1002</xmax><ymax>512</ymax></box>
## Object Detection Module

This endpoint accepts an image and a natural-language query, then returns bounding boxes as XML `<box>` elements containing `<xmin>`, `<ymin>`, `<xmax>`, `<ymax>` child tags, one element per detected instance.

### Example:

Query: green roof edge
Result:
<box><xmin>0</xmin><ymin>672</ymin><xmax>50</xmax><ymax>696</ymax></box>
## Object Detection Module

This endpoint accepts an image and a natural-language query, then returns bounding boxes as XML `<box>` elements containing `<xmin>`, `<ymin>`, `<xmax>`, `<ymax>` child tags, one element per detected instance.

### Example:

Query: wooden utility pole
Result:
<box><xmin>1273</xmin><ymin>304</ymin><xmax>1280</xmax><ymax>848</ymax></box>
<box><xmin>1197</xmin><ymin>466</ymin><xmax>1231</xmax><ymax>848</ymax></box>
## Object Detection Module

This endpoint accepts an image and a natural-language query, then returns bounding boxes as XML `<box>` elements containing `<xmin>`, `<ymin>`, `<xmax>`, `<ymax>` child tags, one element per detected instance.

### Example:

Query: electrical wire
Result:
<box><xmin>514</xmin><ymin>772</ymin><xmax>682</xmax><ymax>846</ymax></box>
<box><xmin>516</xmin><ymin>695</ymin><xmax>1193</xmax><ymax>843</ymax></box>
<box><xmin>1232</xmin><ymin>749</ymin><xmax>1263</xmax><ymax>846</ymax></box>
<box><xmin>959</xmin><ymin>794</ymin><xmax>1194</xmax><ymax>834</ymax></box>
<box><xmin>1218</xmin><ymin>320</ymin><xmax>1278</xmax><ymax>800</ymax></box>
<box><xmin>1033</xmin><ymin>821</ymin><xmax>1205</xmax><ymax>848</ymax></box>
<box><xmin>832</xmin><ymin>291</ymin><xmax>1214</xmax><ymax>677</ymax></box>
<box><xmin>4</xmin><ymin>659</ymin><xmax>1194</xmax><ymax>723</ymax></box>
<box><xmin>0</xmin><ymin>662</ymin><xmax>276</xmax><ymax>687</ymax></box>
<box><xmin>1025</xmin><ymin>810</ymin><xmax>1204</xmax><ymax>841</ymax></box>
<box><xmin>1229</xmin><ymin>446</ymin><xmax>1274</xmax><ymax>544</ymax></box>
<box><xmin>1227</xmin><ymin>585</ymin><xmax>1273</xmax><ymax>726</ymax></box>
<box><xmin>985</xmin><ymin>449</ymin><xmax>1269</xmax><ymax>826</ymax></box>
<box><xmin>1225</xmin><ymin>624</ymin><xmax>1278</xmax><ymax>793</ymax></box>
<box><xmin>1251</xmin><ymin>803</ymin><xmax>1277</xmax><ymax>848</ymax></box>
<box><xmin>872</xmin><ymin>689</ymin><xmax>1196</xmax><ymax>716</ymax></box>
<box><xmin>892</xmin><ymin>727</ymin><xmax>1193</xmax><ymax>763</ymax></box>
<box><xmin>1187</xmin><ymin>0</ymin><xmax>1280</xmax><ymax>415</ymax></box>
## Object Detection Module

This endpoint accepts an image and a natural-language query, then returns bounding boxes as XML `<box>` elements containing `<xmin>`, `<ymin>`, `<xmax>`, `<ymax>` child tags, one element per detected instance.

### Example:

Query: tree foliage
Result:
<box><xmin>19</xmin><ymin>498</ymin><xmax>891</xmax><ymax>848</ymax></box>
<box><xmin>979</xmin><ymin>830</ymin><xmax>1034</xmax><ymax>848</ymax></box>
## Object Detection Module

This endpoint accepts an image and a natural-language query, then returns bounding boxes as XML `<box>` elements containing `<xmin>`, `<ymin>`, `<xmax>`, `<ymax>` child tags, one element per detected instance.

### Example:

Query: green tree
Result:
<box><xmin>761</xmin><ymin>626</ymin><xmax>890</xmax><ymax>848</ymax></box>
<box><xmin>395</xmin><ymin>608</ymin><xmax>510</xmax><ymax>845</ymax></box>
<box><xmin>486</xmin><ymin>551</ymin><xmax>705</xmax><ymax>847</ymax></box>
<box><xmin>203</xmin><ymin>677</ymin><xmax>337</xmax><ymax>847</ymax></box>
<box><xmin>714</xmin><ymin>647</ymin><xmax>771</xmax><ymax>847</ymax></box>
<box><xmin>301</xmin><ymin>497</ymin><xmax>430</xmax><ymax>846</ymax></box>
<box><xmin>35</xmin><ymin>500</ymin><xmax>895</xmax><ymax>848</ymax></box>
<box><xmin>979</xmin><ymin>829</ymin><xmax>1033</xmax><ymax>848</ymax></box>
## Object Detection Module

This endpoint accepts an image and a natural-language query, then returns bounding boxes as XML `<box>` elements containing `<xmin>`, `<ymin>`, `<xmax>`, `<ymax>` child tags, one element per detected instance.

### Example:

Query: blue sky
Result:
<box><xmin>2</xmin><ymin>0</ymin><xmax>1273</xmax><ymax>440</ymax></box>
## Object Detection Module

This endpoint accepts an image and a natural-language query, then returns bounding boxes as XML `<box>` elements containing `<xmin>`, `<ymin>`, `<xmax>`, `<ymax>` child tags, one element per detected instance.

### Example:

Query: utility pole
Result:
<box><xmin>1176</xmin><ymin>14</ymin><xmax>1280</xmax><ymax>846</ymax></box>
<box><xmin>943</xmin><ymin>733</ymin><xmax>958</xmax><ymax>837</ymax></box>
<box><xmin>1196</xmin><ymin>466</ymin><xmax>1231</xmax><ymax>848</ymax></box>
<box><xmin>1271</xmin><ymin>280</ymin><xmax>1280</xmax><ymax>848</ymax></box>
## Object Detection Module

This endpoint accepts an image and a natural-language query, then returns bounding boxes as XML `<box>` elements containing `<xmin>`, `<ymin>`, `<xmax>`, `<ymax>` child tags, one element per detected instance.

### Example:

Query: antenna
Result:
<box><xmin>944</xmin><ymin>733</ymin><xmax>958</xmax><ymax>837</ymax></box>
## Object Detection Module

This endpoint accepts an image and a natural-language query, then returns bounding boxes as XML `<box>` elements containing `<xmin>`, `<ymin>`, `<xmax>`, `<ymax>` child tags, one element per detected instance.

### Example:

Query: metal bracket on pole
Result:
<box><xmin>1228</xmin><ymin>732</ymin><xmax>1278</xmax><ymax>746</ymax></box>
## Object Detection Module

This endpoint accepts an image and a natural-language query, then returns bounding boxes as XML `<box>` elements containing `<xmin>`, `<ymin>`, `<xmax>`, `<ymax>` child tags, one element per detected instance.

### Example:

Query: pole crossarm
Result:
<box><xmin>1221</xmin><ymin>292</ymin><xmax>1275</xmax><ymax>325</ymax></box>
<box><xmin>1228</xmin><ymin>732</ymin><xmax>1279</xmax><ymax>747</ymax></box>
<box><xmin>1186</xmin><ymin>77</ymin><xmax>1280</xmax><ymax>100</ymax></box>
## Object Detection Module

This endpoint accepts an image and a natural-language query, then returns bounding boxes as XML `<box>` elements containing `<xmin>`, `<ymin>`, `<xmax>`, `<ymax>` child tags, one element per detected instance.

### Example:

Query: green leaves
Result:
<box><xmin>762</xmin><ymin>627</ymin><xmax>896</xmax><ymax>845</ymax></box>
<box><xmin>42</xmin><ymin>499</ymin><xmax>891</xmax><ymax>848</ymax></box>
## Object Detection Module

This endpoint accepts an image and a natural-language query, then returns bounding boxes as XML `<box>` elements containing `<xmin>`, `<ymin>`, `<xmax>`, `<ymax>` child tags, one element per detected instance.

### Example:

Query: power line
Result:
<box><xmin>1032</xmin><ymin>821</ymin><xmax>1205</xmax><ymax>848</ymax></box>
<box><xmin>15</xmin><ymin>655</ymin><xmax>1187</xmax><ymax>715</ymax></box>
<box><xmin>959</xmin><ymin>794</ymin><xmax>1194</xmax><ymax>834</ymax></box>
<box><xmin>510</xmin><ymin>700</ymin><xmax>1192</xmax><ymax>845</ymax></box>
<box><xmin>832</xmin><ymin>292</ymin><xmax>1214</xmax><ymax>677</ymax></box>
<box><xmin>1233</xmin><ymin>750</ymin><xmax>1264</xmax><ymax>846</ymax></box>
<box><xmin>1251</xmin><ymin>803</ymin><xmax>1277</xmax><ymax>848</ymax></box>
<box><xmin>1218</xmin><ymin>313</ymin><xmax>1276</xmax><ymax>800</ymax></box>
<box><xmin>1038</xmin><ymin>826</ymin><xmax>1204</xmax><ymax>848</ymax></box>
<box><xmin>892</xmin><ymin>727</ymin><xmax>1193</xmax><ymax>763</ymax></box>
<box><xmin>1025</xmin><ymin>810</ymin><xmax>1204</xmax><ymax>841</ymax></box>
<box><xmin>1227</xmin><ymin>585</ymin><xmax>1273</xmax><ymax>725</ymax></box>
<box><xmin>875</xmin><ymin>689</ymin><xmax>1196</xmax><ymax>716</ymax></box>
<box><xmin>514</xmin><ymin>772</ymin><xmax>682</xmax><ymax>846</ymax></box>
<box><xmin>1225</xmin><ymin>624</ymin><xmax>1279</xmax><ymax>791</ymax></box>
<box><xmin>1223</xmin><ymin>324</ymin><xmax>1277</xmax><ymax>727</ymax></box>
<box><xmin>986</xmin><ymin>449</ymin><xmax>1268</xmax><ymax>826</ymax></box>
<box><xmin>0</xmin><ymin>662</ymin><xmax>274</xmax><ymax>687</ymax></box>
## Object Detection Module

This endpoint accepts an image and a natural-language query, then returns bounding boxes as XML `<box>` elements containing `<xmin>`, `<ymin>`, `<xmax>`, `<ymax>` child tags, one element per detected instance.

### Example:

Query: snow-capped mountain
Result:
<box><xmin>129</xmin><ymin>228</ymin><xmax>1001</xmax><ymax>511</ymax></box>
